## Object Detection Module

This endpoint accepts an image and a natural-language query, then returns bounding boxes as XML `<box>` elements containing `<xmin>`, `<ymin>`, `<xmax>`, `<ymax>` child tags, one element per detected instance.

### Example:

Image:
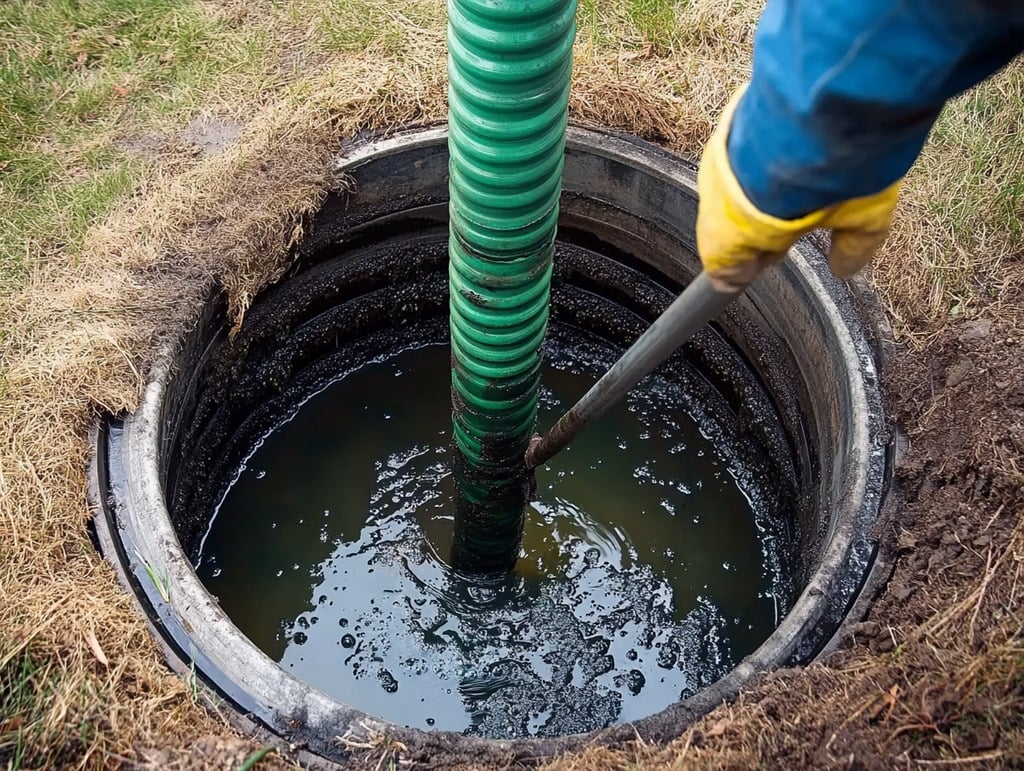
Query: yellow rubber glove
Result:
<box><xmin>696</xmin><ymin>87</ymin><xmax>901</xmax><ymax>292</ymax></box>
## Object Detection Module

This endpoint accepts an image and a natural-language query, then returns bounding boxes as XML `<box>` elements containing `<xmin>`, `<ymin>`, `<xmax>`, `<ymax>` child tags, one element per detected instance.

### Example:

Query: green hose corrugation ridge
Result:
<box><xmin>447</xmin><ymin>0</ymin><xmax>576</xmax><ymax>570</ymax></box>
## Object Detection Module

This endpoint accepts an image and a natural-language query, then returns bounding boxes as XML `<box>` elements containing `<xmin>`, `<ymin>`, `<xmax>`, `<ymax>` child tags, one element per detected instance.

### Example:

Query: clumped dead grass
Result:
<box><xmin>573</xmin><ymin>0</ymin><xmax>755</xmax><ymax>149</ymax></box>
<box><xmin>1</xmin><ymin>0</ymin><xmax>1022</xmax><ymax>767</ymax></box>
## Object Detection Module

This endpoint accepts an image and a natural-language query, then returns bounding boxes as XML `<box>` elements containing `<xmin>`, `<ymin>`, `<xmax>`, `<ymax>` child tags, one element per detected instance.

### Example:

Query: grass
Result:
<box><xmin>236</xmin><ymin>746</ymin><xmax>277</xmax><ymax>771</ymax></box>
<box><xmin>285</xmin><ymin>0</ymin><xmax>444</xmax><ymax>56</ymax></box>
<box><xmin>0</xmin><ymin>0</ymin><xmax>1022</xmax><ymax>768</ymax></box>
<box><xmin>0</xmin><ymin>639</ymin><xmax>96</xmax><ymax>770</ymax></box>
<box><xmin>577</xmin><ymin>0</ymin><xmax>686</xmax><ymax>51</ymax></box>
<box><xmin>137</xmin><ymin>550</ymin><xmax>171</xmax><ymax>602</ymax></box>
<box><xmin>0</xmin><ymin>644</ymin><xmax>39</xmax><ymax>769</ymax></box>
<box><xmin>877</xmin><ymin>61</ymin><xmax>1024</xmax><ymax>334</ymax></box>
<box><xmin>627</xmin><ymin>0</ymin><xmax>683</xmax><ymax>49</ymax></box>
<box><xmin>0</xmin><ymin>0</ymin><xmax>274</xmax><ymax>290</ymax></box>
<box><xmin>576</xmin><ymin>0</ymin><xmax>754</xmax><ymax>58</ymax></box>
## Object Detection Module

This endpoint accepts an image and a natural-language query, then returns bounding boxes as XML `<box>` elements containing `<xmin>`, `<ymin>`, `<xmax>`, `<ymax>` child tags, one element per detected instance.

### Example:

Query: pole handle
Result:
<box><xmin>525</xmin><ymin>271</ymin><xmax>742</xmax><ymax>469</ymax></box>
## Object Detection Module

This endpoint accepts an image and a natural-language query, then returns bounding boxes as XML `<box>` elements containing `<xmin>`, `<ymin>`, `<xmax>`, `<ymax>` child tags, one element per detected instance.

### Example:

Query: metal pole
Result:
<box><xmin>526</xmin><ymin>272</ymin><xmax>742</xmax><ymax>469</ymax></box>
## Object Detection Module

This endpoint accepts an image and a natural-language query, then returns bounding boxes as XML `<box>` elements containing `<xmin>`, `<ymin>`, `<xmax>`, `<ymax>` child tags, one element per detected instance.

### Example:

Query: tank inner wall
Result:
<box><xmin>96</xmin><ymin>127</ymin><xmax>887</xmax><ymax>765</ymax></box>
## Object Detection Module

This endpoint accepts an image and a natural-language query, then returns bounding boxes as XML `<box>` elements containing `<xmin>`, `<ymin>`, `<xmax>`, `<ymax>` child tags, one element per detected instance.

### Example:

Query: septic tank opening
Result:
<box><xmin>89</xmin><ymin>127</ymin><xmax>891</xmax><ymax>766</ymax></box>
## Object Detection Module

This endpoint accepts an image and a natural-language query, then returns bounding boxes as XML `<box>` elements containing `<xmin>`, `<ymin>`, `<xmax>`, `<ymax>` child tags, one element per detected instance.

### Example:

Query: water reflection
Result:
<box><xmin>197</xmin><ymin>329</ymin><xmax>788</xmax><ymax>736</ymax></box>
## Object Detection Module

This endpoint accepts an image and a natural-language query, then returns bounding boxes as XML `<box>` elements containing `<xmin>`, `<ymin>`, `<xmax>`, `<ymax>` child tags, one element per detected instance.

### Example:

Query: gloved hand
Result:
<box><xmin>696</xmin><ymin>87</ymin><xmax>901</xmax><ymax>292</ymax></box>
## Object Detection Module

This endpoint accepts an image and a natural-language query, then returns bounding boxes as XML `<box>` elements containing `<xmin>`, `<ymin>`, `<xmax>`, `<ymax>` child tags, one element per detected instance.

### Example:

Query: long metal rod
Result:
<box><xmin>525</xmin><ymin>271</ymin><xmax>742</xmax><ymax>469</ymax></box>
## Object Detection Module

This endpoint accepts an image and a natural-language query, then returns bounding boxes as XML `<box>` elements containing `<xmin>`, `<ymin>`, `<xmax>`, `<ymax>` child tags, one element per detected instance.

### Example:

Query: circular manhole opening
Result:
<box><xmin>90</xmin><ymin>127</ymin><xmax>890</xmax><ymax>766</ymax></box>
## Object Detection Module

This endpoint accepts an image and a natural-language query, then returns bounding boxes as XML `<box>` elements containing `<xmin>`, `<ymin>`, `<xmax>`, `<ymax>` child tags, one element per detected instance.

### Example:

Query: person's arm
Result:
<box><xmin>697</xmin><ymin>0</ymin><xmax>1024</xmax><ymax>291</ymax></box>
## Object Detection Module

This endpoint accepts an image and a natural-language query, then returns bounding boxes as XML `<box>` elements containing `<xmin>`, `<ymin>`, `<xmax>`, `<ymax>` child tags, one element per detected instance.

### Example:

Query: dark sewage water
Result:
<box><xmin>196</xmin><ymin>326</ymin><xmax>790</xmax><ymax>738</ymax></box>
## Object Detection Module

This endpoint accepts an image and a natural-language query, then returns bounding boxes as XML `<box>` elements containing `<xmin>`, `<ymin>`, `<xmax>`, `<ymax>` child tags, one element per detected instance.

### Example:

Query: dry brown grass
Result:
<box><xmin>0</xmin><ymin>52</ymin><xmax>444</xmax><ymax>771</ymax></box>
<box><xmin>1</xmin><ymin>0</ymin><xmax>1023</xmax><ymax>767</ymax></box>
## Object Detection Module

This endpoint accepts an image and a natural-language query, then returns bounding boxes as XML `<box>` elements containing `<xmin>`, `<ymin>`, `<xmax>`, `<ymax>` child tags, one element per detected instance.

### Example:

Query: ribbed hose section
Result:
<box><xmin>447</xmin><ymin>0</ymin><xmax>576</xmax><ymax>572</ymax></box>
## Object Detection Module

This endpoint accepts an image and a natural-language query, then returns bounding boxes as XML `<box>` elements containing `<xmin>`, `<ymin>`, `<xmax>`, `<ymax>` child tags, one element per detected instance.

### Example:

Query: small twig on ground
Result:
<box><xmin>968</xmin><ymin>548</ymin><xmax>995</xmax><ymax>648</ymax></box>
<box><xmin>912</xmin><ymin>750</ymin><xmax>1004</xmax><ymax>766</ymax></box>
<box><xmin>825</xmin><ymin>690</ymin><xmax>886</xmax><ymax>751</ymax></box>
<box><xmin>983</xmin><ymin>503</ymin><xmax>1006</xmax><ymax>531</ymax></box>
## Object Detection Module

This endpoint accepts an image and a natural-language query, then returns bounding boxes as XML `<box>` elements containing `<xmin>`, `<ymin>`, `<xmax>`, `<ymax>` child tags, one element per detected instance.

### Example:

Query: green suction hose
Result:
<box><xmin>447</xmin><ymin>0</ymin><xmax>577</xmax><ymax>572</ymax></box>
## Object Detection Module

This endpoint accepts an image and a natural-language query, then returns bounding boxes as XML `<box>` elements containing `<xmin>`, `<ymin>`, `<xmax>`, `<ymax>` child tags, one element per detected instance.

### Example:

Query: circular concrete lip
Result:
<box><xmin>89</xmin><ymin>126</ymin><xmax>891</xmax><ymax>767</ymax></box>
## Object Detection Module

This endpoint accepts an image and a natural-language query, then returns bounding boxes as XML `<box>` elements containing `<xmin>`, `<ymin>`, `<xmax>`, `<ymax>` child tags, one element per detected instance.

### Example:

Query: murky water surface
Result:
<box><xmin>197</xmin><ymin>330</ymin><xmax>786</xmax><ymax>737</ymax></box>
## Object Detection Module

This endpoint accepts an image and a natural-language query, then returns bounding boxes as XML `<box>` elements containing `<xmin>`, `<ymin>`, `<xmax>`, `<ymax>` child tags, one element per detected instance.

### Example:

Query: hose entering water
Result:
<box><xmin>447</xmin><ymin>0</ymin><xmax>577</xmax><ymax>572</ymax></box>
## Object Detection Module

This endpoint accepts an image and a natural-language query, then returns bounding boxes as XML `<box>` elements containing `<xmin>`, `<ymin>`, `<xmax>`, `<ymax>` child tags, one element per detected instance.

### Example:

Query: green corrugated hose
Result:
<box><xmin>447</xmin><ymin>0</ymin><xmax>576</xmax><ymax>572</ymax></box>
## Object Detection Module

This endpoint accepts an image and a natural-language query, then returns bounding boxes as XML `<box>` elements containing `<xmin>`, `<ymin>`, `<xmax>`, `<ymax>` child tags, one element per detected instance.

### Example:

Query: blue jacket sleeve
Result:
<box><xmin>729</xmin><ymin>0</ymin><xmax>1024</xmax><ymax>219</ymax></box>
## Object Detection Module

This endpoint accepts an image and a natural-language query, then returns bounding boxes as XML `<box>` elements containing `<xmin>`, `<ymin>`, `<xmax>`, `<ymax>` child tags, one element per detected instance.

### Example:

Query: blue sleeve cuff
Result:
<box><xmin>729</xmin><ymin>0</ymin><xmax>1024</xmax><ymax>219</ymax></box>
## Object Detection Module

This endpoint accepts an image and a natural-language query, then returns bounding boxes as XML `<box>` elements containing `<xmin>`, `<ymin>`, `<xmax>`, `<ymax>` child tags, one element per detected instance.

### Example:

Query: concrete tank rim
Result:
<box><xmin>89</xmin><ymin>125</ymin><xmax>891</xmax><ymax>766</ymax></box>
